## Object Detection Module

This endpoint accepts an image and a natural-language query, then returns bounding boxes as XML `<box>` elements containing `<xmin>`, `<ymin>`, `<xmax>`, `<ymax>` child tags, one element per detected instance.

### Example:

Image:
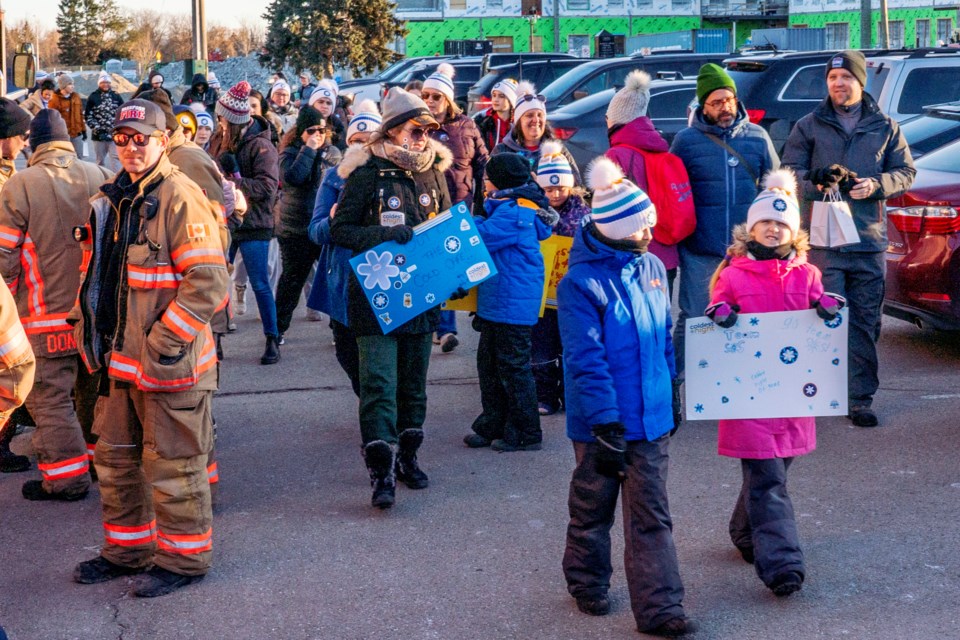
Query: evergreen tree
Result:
<box><xmin>56</xmin><ymin>0</ymin><xmax>129</xmax><ymax>65</ymax></box>
<box><xmin>56</xmin><ymin>0</ymin><xmax>92</xmax><ymax>65</ymax></box>
<box><xmin>260</xmin><ymin>0</ymin><xmax>405</xmax><ymax>78</ymax></box>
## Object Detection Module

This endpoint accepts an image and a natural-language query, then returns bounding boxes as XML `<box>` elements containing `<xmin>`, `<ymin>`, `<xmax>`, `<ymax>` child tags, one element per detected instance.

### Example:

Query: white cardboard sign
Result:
<box><xmin>685</xmin><ymin>308</ymin><xmax>849</xmax><ymax>420</ymax></box>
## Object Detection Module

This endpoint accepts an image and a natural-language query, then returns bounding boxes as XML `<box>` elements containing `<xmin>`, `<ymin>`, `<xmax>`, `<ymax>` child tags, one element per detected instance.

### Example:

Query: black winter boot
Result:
<box><xmin>0</xmin><ymin>425</ymin><xmax>29</xmax><ymax>473</ymax></box>
<box><xmin>396</xmin><ymin>429</ymin><xmax>429</xmax><ymax>490</ymax></box>
<box><xmin>260</xmin><ymin>335</ymin><xmax>280</xmax><ymax>365</ymax></box>
<box><xmin>363</xmin><ymin>440</ymin><xmax>396</xmax><ymax>509</ymax></box>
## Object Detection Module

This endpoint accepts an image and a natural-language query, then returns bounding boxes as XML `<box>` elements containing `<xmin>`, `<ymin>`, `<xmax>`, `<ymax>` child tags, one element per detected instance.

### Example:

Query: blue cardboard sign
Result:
<box><xmin>349</xmin><ymin>202</ymin><xmax>498</xmax><ymax>333</ymax></box>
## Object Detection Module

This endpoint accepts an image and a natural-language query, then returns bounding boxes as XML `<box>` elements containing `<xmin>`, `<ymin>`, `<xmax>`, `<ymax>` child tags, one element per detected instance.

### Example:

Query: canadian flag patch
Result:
<box><xmin>186</xmin><ymin>223</ymin><xmax>209</xmax><ymax>239</ymax></box>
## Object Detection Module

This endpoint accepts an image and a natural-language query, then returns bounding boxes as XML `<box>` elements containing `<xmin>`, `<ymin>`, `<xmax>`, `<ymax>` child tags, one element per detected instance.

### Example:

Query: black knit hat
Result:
<box><xmin>485</xmin><ymin>153</ymin><xmax>532</xmax><ymax>191</ymax></box>
<box><xmin>29</xmin><ymin>109</ymin><xmax>70</xmax><ymax>149</ymax></box>
<box><xmin>295</xmin><ymin>107</ymin><xmax>327</xmax><ymax>135</ymax></box>
<box><xmin>138</xmin><ymin>89</ymin><xmax>179</xmax><ymax>131</ymax></box>
<box><xmin>0</xmin><ymin>98</ymin><xmax>31</xmax><ymax>139</ymax></box>
<box><xmin>826</xmin><ymin>50</ymin><xmax>867</xmax><ymax>87</ymax></box>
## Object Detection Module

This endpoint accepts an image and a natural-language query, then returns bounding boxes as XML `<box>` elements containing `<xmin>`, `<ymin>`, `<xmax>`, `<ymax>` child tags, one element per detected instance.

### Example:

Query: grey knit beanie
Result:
<box><xmin>606</xmin><ymin>70</ymin><xmax>651</xmax><ymax>127</ymax></box>
<box><xmin>380</xmin><ymin>87</ymin><xmax>437</xmax><ymax>133</ymax></box>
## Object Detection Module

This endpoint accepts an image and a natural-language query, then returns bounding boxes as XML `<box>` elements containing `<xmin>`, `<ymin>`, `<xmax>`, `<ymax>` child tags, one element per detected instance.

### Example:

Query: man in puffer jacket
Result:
<box><xmin>84</xmin><ymin>72</ymin><xmax>125</xmax><ymax>171</ymax></box>
<box><xmin>669</xmin><ymin>63</ymin><xmax>778</xmax><ymax>381</ymax></box>
<box><xmin>179</xmin><ymin>74</ymin><xmax>219</xmax><ymax>116</ymax></box>
<box><xmin>558</xmin><ymin>157</ymin><xmax>695</xmax><ymax>638</ymax></box>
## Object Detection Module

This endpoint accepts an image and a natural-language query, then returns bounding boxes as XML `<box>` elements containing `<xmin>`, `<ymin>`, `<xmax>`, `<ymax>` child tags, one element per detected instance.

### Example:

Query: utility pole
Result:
<box><xmin>860</xmin><ymin>0</ymin><xmax>871</xmax><ymax>48</ymax></box>
<box><xmin>192</xmin><ymin>0</ymin><xmax>208</xmax><ymax>62</ymax></box>
<box><xmin>879</xmin><ymin>0</ymin><xmax>890</xmax><ymax>47</ymax></box>
<box><xmin>0</xmin><ymin>0</ymin><xmax>6</xmax><ymax>97</ymax></box>
<box><xmin>554</xmin><ymin>0</ymin><xmax>560</xmax><ymax>52</ymax></box>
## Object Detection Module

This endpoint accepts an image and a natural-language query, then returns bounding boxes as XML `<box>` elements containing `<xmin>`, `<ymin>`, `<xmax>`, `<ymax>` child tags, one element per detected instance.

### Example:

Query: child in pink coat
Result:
<box><xmin>705</xmin><ymin>169</ymin><xmax>844</xmax><ymax>598</ymax></box>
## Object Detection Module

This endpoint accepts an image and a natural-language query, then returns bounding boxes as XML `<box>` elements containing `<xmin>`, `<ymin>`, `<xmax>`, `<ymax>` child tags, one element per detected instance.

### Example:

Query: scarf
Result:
<box><xmin>372</xmin><ymin>139</ymin><xmax>437</xmax><ymax>174</ymax></box>
<box><xmin>747</xmin><ymin>240</ymin><xmax>793</xmax><ymax>261</ymax></box>
<box><xmin>588</xmin><ymin>222</ymin><xmax>650</xmax><ymax>254</ymax></box>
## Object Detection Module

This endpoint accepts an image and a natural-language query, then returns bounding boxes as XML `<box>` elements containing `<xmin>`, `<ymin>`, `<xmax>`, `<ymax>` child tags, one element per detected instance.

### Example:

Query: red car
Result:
<box><xmin>884</xmin><ymin>138</ymin><xmax>960</xmax><ymax>330</ymax></box>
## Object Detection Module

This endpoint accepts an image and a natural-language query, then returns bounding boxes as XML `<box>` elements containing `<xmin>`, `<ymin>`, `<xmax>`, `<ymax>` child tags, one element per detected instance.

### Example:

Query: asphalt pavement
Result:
<box><xmin>1</xmin><ymin>305</ymin><xmax>958</xmax><ymax>640</ymax></box>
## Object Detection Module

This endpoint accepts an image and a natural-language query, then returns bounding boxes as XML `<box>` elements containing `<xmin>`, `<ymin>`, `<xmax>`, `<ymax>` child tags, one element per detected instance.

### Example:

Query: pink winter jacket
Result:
<box><xmin>709</xmin><ymin>226</ymin><xmax>826</xmax><ymax>459</ymax></box>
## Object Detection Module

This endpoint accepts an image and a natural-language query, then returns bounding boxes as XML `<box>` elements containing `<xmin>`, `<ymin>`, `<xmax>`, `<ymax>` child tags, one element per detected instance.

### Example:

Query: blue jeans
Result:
<box><xmin>438</xmin><ymin>310</ymin><xmax>458</xmax><ymax>336</ymax></box>
<box><xmin>237</xmin><ymin>240</ymin><xmax>278</xmax><ymax>337</ymax></box>
<box><xmin>673</xmin><ymin>247</ymin><xmax>724</xmax><ymax>381</ymax></box>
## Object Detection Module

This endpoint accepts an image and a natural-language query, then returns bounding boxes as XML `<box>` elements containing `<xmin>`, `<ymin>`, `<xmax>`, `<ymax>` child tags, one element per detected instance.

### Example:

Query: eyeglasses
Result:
<box><xmin>517</xmin><ymin>94</ymin><xmax>546</xmax><ymax>105</ymax></box>
<box><xmin>421</xmin><ymin>92</ymin><xmax>446</xmax><ymax>102</ymax></box>
<box><xmin>305</xmin><ymin>126</ymin><xmax>326</xmax><ymax>135</ymax></box>
<box><xmin>112</xmin><ymin>132</ymin><xmax>161</xmax><ymax>147</ymax></box>
<box><xmin>402</xmin><ymin>127</ymin><xmax>429</xmax><ymax>141</ymax></box>
<box><xmin>705</xmin><ymin>96</ymin><xmax>737</xmax><ymax>109</ymax></box>
<box><xmin>20</xmin><ymin>131</ymin><xmax>30</xmax><ymax>141</ymax></box>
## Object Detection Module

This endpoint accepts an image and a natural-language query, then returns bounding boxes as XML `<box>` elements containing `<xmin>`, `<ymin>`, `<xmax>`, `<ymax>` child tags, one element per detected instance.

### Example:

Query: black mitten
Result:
<box><xmin>591</xmin><ymin>422</ymin><xmax>626</xmax><ymax>479</ymax></box>
<box><xmin>385</xmin><ymin>225</ymin><xmax>414</xmax><ymax>244</ymax></box>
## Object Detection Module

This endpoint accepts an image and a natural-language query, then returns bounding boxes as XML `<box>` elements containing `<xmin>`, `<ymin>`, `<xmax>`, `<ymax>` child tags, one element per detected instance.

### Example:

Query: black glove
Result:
<box><xmin>449</xmin><ymin>286</ymin><xmax>469</xmax><ymax>300</ymax></box>
<box><xmin>705</xmin><ymin>301</ymin><xmax>740</xmax><ymax>329</ymax></box>
<box><xmin>81</xmin><ymin>130</ymin><xmax>88</xmax><ymax>140</ymax></box>
<box><xmin>670</xmin><ymin>380</ymin><xmax>683</xmax><ymax>436</ymax></box>
<box><xmin>815</xmin><ymin>293</ymin><xmax>847</xmax><ymax>321</ymax></box>
<box><xmin>471</xmin><ymin>313</ymin><xmax>482</xmax><ymax>332</ymax></box>
<box><xmin>537</xmin><ymin>207</ymin><xmax>560</xmax><ymax>227</ymax></box>
<box><xmin>218</xmin><ymin>153</ymin><xmax>239</xmax><ymax>175</ymax></box>
<box><xmin>808</xmin><ymin>164</ymin><xmax>848</xmax><ymax>189</ymax></box>
<box><xmin>837</xmin><ymin>170</ymin><xmax>860</xmax><ymax>193</ymax></box>
<box><xmin>385</xmin><ymin>224</ymin><xmax>414</xmax><ymax>245</ymax></box>
<box><xmin>591</xmin><ymin>422</ymin><xmax>626</xmax><ymax>479</ymax></box>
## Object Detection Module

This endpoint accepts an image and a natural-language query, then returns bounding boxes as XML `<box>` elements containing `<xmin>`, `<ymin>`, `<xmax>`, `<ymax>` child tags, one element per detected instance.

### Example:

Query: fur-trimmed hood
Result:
<box><xmin>337</xmin><ymin>138</ymin><xmax>453</xmax><ymax>180</ymax></box>
<box><xmin>726</xmin><ymin>223</ymin><xmax>809</xmax><ymax>259</ymax></box>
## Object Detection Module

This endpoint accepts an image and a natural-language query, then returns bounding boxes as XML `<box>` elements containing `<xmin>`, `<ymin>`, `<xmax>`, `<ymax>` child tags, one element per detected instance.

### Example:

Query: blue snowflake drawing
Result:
<box><xmin>825</xmin><ymin>314</ymin><xmax>843</xmax><ymax>329</ymax></box>
<box><xmin>425</xmin><ymin>293</ymin><xmax>436</xmax><ymax>304</ymax></box>
<box><xmin>803</xmin><ymin>383</ymin><xmax>818</xmax><ymax>397</ymax></box>
<box><xmin>357</xmin><ymin>250</ymin><xmax>400</xmax><ymax>291</ymax></box>
<box><xmin>444</xmin><ymin>236</ymin><xmax>461</xmax><ymax>253</ymax></box>
<box><xmin>694</xmin><ymin>404</ymin><xmax>704</xmax><ymax>413</ymax></box>
<box><xmin>372</xmin><ymin>292</ymin><xmax>389</xmax><ymax>309</ymax></box>
<box><xmin>779</xmin><ymin>346</ymin><xmax>799</xmax><ymax>364</ymax></box>
<box><xmin>749</xmin><ymin>317</ymin><xmax>760</xmax><ymax>326</ymax></box>
<box><xmin>755</xmin><ymin>351</ymin><xmax>763</xmax><ymax>359</ymax></box>
<box><xmin>394</xmin><ymin>254</ymin><xmax>406</xmax><ymax>266</ymax></box>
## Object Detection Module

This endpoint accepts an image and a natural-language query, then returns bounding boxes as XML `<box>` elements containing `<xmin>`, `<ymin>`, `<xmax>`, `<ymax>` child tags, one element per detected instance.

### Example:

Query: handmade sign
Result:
<box><xmin>685</xmin><ymin>308</ymin><xmax>848</xmax><ymax>420</ymax></box>
<box><xmin>543</xmin><ymin>235</ymin><xmax>573</xmax><ymax>309</ymax></box>
<box><xmin>350</xmin><ymin>202</ymin><xmax>497</xmax><ymax>333</ymax></box>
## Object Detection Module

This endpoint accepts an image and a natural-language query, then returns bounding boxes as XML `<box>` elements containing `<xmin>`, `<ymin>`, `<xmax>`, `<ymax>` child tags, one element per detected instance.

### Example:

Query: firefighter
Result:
<box><xmin>70</xmin><ymin>100</ymin><xmax>229</xmax><ymax>597</ymax></box>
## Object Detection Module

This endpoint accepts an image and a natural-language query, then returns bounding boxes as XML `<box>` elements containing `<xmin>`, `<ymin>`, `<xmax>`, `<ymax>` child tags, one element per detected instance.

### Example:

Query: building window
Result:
<box><xmin>825</xmin><ymin>22</ymin><xmax>848</xmax><ymax>50</ymax></box>
<box><xmin>672</xmin><ymin>0</ymin><xmax>692</xmax><ymax>8</ymax></box>
<box><xmin>879</xmin><ymin>20</ymin><xmax>905</xmax><ymax>49</ymax></box>
<box><xmin>608</xmin><ymin>0</ymin><xmax>624</xmax><ymax>8</ymax></box>
<box><xmin>635</xmin><ymin>0</ymin><xmax>652</xmax><ymax>7</ymax></box>
<box><xmin>487</xmin><ymin>0</ymin><xmax>502</xmax><ymax>8</ymax></box>
<box><xmin>937</xmin><ymin>17</ymin><xmax>952</xmax><ymax>45</ymax></box>
<box><xmin>567</xmin><ymin>0</ymin><xmax>590</xmax><ymax>10</ymax></box>
<box><xmin>916</xmin><ymin>19</ymin><xmax>930</xmax><ymax>48</ymax></box>
<box><xmin>450</xmin><ymin>0</ymin><xmax>466</xmax><ymax>8</ymax></box>
<box><xmin>395</xmin><ymin>0</ymin><xmax>441</xmax><ymax>10</ymax></box>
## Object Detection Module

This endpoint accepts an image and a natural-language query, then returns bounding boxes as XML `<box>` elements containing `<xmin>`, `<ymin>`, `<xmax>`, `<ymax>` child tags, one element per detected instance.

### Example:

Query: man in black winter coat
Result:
<box><xmin>179</xmin><ymin>74</ymin><xmax>219</xmax><ymax>117</ymax></box>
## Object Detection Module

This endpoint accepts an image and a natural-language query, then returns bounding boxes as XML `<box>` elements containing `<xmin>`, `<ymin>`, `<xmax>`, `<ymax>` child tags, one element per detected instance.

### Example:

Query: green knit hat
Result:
<box><xmin>697</xmin><ymin>63</ymin><xmax>737</xmax><ymax>106</ymax></box>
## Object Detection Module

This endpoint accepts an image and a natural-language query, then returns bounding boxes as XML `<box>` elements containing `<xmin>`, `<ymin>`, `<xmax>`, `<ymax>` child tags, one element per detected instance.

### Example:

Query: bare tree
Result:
<box><xmin>162</xmin><ymin>14</ymin><xmax>194</xmax><ymax>61</ymax></box>
<box><xmin>125</xmin><ymin>10</ymin><xmax>169</xmax><ymax>71</ymax></box>
<box><xmin>233</xmin><ymin>18</ymin><xmax>266</xmax><ymax>57</ymax></box>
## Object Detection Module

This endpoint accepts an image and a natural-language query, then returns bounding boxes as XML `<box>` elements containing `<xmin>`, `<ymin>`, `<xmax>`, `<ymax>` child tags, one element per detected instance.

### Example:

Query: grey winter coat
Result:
<box><xmin>781</xmin><ymin>93</ymin><xmax>915</xmax><ymax>253</ymax></box>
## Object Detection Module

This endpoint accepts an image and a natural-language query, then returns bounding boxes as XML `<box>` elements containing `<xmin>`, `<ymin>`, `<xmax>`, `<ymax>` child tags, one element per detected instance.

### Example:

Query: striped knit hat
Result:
<box><xmin>347</xmin><ymin>99</ymin><xmax>382</xmax><ymax>142</ymax></box>
<box><xmin>491</xmin><ymin>78</ymin><xmax>519</xmax><ymax>107</ymax></box>
<box><xmin>587</xmin><ymin>157</ymin><xmax>657</xmax><ymax>240</ymax></box>
<box><xmin>513</xmin><ymin>81</ymin><xmax>545</xmax><ymax>123</ymax></box>
<box><xmin>309</xmin><ymin>79</ymin><xmax>339</xmax><ymax>107</ymax></box>
<box><xmin>746</xmin><ymin>169</ymin><xmax>801</xmax><ymax>237</ymax></box>
<box><xmin>216</xmin><ymin>81</ymin><xmax>252</xmax><ymax>125</ymax></box>
<box><xmin>422</xmin><ymin>63</ymin><xmax>456</xmax><ymax>105</ymax></box>
<box><xmin>536</xmin><ymin>141</ymin><xmax>574</xmax><ymax>188</ymax></box>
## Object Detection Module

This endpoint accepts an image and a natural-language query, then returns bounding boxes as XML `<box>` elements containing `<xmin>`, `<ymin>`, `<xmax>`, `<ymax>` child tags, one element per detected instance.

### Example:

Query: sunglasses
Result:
<box><xmin>705</xmin><ymin>96</ymin><xmax>737</xmax><ymax>109</ymax></box>
<box><xmin>421</xmin><ymin>92</ymin><xmax>446</xmax><ymax>102</ymax></box>
<box><xmin>20</xmin><ymin>131</ymin><xmax>30</xmax><ymax>141</ymax></box>
<box><xmin>305</xmin><ymin>126</ymin><xmax>326</xmax><ymax>135</ymax></box>
<box><xmin>517</xmin><ymin>94</ymin><xmax>546</xmax><ymax>104</ymax></box>
<box><xmin>112</xmin><ymin>132</ymin><xmax>161</xmax><ymax>147</ymax></box>
<box><xmin>402</xmin><ymin>127</ymin><xmax>429</xmax><ymax>141</ymax></box>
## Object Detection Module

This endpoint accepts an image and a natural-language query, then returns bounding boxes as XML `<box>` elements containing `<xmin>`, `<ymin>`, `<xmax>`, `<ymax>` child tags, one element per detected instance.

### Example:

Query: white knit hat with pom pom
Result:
<box><xmin>588</xmin><ymin>156</ymin><xmax>657</xmax><ymax>240</ymax></box>
<box><xmin>536</xmin><ymin>141</ymin><xmax>575</xmax><ymax>188</ymax></box>
<box><xmin>423</xmin><ymin>62</ymin><xmax>457</xmax><ymax>106</ymax></box>
<box><xmin>746</xmin><ymin>169</ymin><xmax>801</xmax><ymax>236</ymax></box>
<box><xmin>513</xmin><ymin>81</ymin><xmax>546</xmax><ymax>123</ymax></box>
<box><xmin>346</xmin><ymin>99</ymin><xmax>382</xmax><ymax>142</ymax></box>
<box><xmin>606</xmin><ymin>70</ymin><xmax>651</xmax><ymax>126</ymax></box>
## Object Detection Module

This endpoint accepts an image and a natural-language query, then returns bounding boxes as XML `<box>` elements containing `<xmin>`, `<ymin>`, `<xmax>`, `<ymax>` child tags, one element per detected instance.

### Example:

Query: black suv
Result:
<box><xmin>541</xmin><ymin>52</ymin><xmax>727</xmax><ymax>111</ymax></box>
<box><xmin>382</xmin><ymin>57</ymin><xmax>485</xmax><ymax>111</ymax></box>
<box><xmin>899</xmin><ymin>101</ymin><xmax>960</xmax><ymax>159</ymax></box>
<box><xmin>481</xmin><ymin>52</ymin><xmax>578</xmax><ymax>76</ymax></box>
<box><xmin>467</xmin><ymin>58</ymin><xmax>594</xmax><ymax>115</ymax></box>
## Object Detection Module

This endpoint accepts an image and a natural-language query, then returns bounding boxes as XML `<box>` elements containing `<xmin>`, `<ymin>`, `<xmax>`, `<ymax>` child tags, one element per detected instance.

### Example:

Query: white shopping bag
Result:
<box><xmin>810</xmin><ymin>191</ymin><xmax>860</xmax><ymax>248</ymax></box>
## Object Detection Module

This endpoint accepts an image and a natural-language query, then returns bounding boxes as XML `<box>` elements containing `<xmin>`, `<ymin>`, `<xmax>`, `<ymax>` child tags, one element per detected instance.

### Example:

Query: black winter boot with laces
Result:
<box><xmin>396</xmin><ymin>428</ymin><xmax>429</xmax><ymax>490</ymax></box>
<box><xmin>363</xmin><ymin>440</ymin><xmax>396</xmax><ymax>509</ymax></box>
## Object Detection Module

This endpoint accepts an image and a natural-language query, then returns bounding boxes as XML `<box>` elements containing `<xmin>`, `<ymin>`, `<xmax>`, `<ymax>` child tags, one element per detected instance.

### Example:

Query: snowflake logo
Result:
<box><xmin>803</xmin><ymin>383</ymin><xmax>818</xmax><ymax>397</ymax></box>
<box><xmin>694</xmin><ymin>403</ymin><xmax>704</xmax><ymax>413</ymax></box>
<box><xmin>773</xmin><ymin>198</ymin><xmax>788</xmax><ymax>212</ymax></box>
<box><xmin>779</xmin><ymin>346</ymin><xmax>799</xmax><ymax>365</ymax></box>
<box><xmin>394</xmin><ymin>254</ymin><xmax>406</xmax><ymax>266</ymax></box>
<box><xmin>825</xmin><ymin>314</ymin><xmax>843</xmax><ymax>329</ymax></box>
<box><xmin>425</xmin><ymin>293</ymin><xmax>436</xmax><ymax>304</ymax></box>
<box><xmin>750</xmin><ymin>317</ymin><xmax>760</xmax><ymax>326</ymax></box>
<box><xmin>356</xmin><ymin>250</ymin><xmax>399</xmax><ymax>291</ymax></box>
<box><xmin>444</xmin><ymin>236</ymin><xmax>461</xmax><ymax>254</ymax></box>
<box><xmin>372</xmin><ymin>292</ymin><xmax>389</xmax><ymax>309</ymax></box>
<box><xmin>755</xmin><ymin>351</ymin><xmax>762</xmax><ymax>359</ymax></box>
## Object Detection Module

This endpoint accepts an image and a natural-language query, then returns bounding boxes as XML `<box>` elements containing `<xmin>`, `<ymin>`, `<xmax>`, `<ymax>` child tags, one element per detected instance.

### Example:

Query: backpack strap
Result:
<box><xmin>702</xmin><ymin>133</ymin><xmax>758</xmax><ymax>186</ymax></box>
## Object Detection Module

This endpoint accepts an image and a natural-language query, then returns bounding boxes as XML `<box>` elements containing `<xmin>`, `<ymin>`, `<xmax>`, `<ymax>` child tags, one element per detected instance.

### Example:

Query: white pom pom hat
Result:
<box><xmin>746</xmin><ymin>169</ymin><xmax>801</xmax><ymax>236</ymax></box>
<box><xmin>347</xmin><ymin>99</ymin><xmax>382</xmax><ymax>142</ymax></box>
<box><xmin>423</xmin><ymin>62</ymin><xmax>457</xmax><ymax>106</ymax></box>
<box><xmin>536</xmin><ymin>141</ymin><xmax>574</xmax><ymax>188</ymax></box>
<box><xmin>309</xmin><ymin>79</ymin><xmax>339</xmax><ymax>107</ymax></box>
<box><xmin>587</xmin><ymin>157</ymin><xmax>657</xmax><ymax>240</ymax></box>
<box><xmin>491</xmin><ymin>78</ymin><xmax>519</xmax><ymax>107</ymax></box>
<box><xmin>513</xmin><ymin>81</ymin><xmax>546</xmax><ymax>123</ymax></box>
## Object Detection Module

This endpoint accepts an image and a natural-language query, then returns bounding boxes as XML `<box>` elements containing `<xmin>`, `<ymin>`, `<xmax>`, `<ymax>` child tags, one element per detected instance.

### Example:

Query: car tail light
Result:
<box><xmin>916</xmin><ymin>293</ymin><xmax>951</xmax><ymax>301</ymax></box>
<box><xmin>888</xmin><ymin>192</ymin><xmax>960</xmax><ymax>234</ymax></box>
<box><xmin>553</xmin><ymin>127</ymin><xmax>578</xmax><ymax>140</ymax></box>
<box><xmin>474</xmin><ymin>96</ymin><xmax>492</xmax><ymax>111</ymax></box>
<box><xmin>746</xmin><ymin>109</ymin><xmax>765</xmax><ymax>124</ymax></box>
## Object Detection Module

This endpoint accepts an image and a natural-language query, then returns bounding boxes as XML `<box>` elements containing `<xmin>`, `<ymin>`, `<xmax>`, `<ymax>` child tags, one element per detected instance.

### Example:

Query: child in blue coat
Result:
<box><xmin>558</xmin><ymin>157</ymin><xmax>695</xmax><ymax>637</ymax></box>
<box><xmin>463</xmin><ymin>153</ymin><xmax>557</xmax><ymax>452</ymax></box>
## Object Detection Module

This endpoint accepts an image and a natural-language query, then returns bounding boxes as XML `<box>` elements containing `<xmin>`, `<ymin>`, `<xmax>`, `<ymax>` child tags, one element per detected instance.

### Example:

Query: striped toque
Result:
<box><xmin>587</xmin><ymin>157</ymin><xmax>657</xmax><ymax>240</ymax></box>
<box><xmin>536</xmin><ymin>141</ymin><xmax>574</xmax><ymax>188</ymax></box>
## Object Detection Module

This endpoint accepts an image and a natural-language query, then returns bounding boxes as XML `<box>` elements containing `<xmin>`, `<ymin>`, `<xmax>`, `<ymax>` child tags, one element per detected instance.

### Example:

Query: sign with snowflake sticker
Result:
<box><xmin>684</xmin><ymin>308</ymin><xmax>848</xmax><ymax>420</ymax></box>
<box><xmin>349</xmin><ymin>202</ymin><xmax>497</xmax><ymax>333</ymax></box>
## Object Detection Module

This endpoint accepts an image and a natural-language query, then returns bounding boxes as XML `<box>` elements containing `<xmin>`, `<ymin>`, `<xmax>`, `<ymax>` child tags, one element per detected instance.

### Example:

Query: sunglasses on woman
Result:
<box><xmin>305</xmin><ymin>126</ymin><xmax>326</xmax><ymax>135</ymax></box>
<box><xmin>112</xmin><ymin>132</ymin><xmax>162</xmax><ymax>147</ymax></box>
<box><xmin>421</xmin><ymin>92</ymin><xmax>446</xmax><ymax>102</ymax></box>
<box><xmin>402</xmin><ymin>127</ymin><xmax>429</xmax><ymax>141</ymax></box>
<box><xmin>517</xmin><ymin>94</ymin><xmax>546</xmax><ymax>105</ymax></box>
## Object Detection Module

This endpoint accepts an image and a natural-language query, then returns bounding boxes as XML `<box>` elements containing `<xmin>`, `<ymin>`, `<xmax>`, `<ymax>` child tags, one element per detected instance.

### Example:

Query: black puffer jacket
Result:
<box><xmin>277</xmin><ymin>140</ymin><xmax>342</xmax><ymax>239</ymax></box>
<box><xmin>331</xmin><ymin>139</ymin><xmax>453</xmax><ymax>336</ymax></box>
<box><xmin>222</xmin><ymin>116</ymin><xmax>279</xmax><ymax>242</ymax></box>
<box><xmin>429</xmin><ymin>113</ymin><xmax>488</xmax><ymax>214</ymax></box>
<box><xmin>179</xmin><ymin>74</ymin><xmax>219</xmax><ymax>115</ymax></box>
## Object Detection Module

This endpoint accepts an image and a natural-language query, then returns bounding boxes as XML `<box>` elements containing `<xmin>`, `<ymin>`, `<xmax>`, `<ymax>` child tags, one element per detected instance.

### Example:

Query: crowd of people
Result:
<box><xmin>0</xmin><ymin>49</ymin><xmax>914</xmax><ymax>637</ymax></box>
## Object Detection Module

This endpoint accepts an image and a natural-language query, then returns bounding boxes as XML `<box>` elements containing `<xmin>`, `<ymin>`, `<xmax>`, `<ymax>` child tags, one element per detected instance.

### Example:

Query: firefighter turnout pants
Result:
<box><xmin>93</xmin><ymin>381</ymin><xmax>214</xmax><ymax>576</ymax></box>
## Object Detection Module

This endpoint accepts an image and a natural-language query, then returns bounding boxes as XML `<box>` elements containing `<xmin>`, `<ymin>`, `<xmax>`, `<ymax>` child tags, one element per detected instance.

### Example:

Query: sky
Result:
<box><xmin>5</xmin><ymin>0</ymin><xmax>268</xmax><ymax>31</ymax></box>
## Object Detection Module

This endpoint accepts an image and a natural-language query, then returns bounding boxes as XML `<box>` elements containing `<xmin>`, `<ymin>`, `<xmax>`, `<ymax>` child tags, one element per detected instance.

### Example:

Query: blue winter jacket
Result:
<box><xmin>669</xmin><ymin>103</ymin><xmax>779</xmax><ymax>258</ymax></box>
<box><xmin>306</xmin><ymin>167</ymin><xmax>352</xmax><ymax>326</ymax></box>
<box><xmin>475</xmin><ymin>184</ymin><xmax>553</xmax><ymax>326</ymax></box>
<box><xmin>557</xmin><ymin>222</ymin><xmax>676</xmax><ymax>443</ymax></box>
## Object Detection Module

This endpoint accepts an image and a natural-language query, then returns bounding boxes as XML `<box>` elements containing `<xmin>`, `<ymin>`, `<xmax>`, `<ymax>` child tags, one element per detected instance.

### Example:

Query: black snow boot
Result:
<box><xmin>396</xmin><ymin>428</ymin><xmax>429</xmax><ymax>490</ymax></box>
<box><xmin>363</xmin><ymin>440</ymin><xmax>396</xmax><ymax>509</ymax></box>
<box><xmin>260</xmin><ymin>334</ymin><xmax>281</xmax><ymax>365</ymax></box>
<box><xmin>0</xmin><ymin>425</ymin><xmax>29</xmax><ymax>473</ymax></box>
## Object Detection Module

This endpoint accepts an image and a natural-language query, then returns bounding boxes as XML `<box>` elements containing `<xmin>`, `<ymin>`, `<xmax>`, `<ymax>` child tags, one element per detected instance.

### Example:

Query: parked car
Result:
<box><xmin>866</xmin><ymin>48</ymin><xmax>960</xmax><ymax>122</ymax></box>
<box><xmin>547</xmin><ymin>78</ymin><xmax>698</xmax><ymax>170</ymax></box>
<box><xmin>337</xmin><ymin>55</ymin><xmax>452</xmax><ymax>105</ymax></box>
<box><xmin>540</xmin><ymin>52</ymin><xmax>727</xmax><ymax>112</ymax></box>
<box><xmin>481</xmin><ymin>52</ymin><xmax>578</xmax><ymax>76</ymax></box>
<box><xmin>467</xmin><ymin>58</ymin><xmax>594</xmax><ymax>115</ymax></box>
<box><xmin>899</xmin><ymin>101</ymin><xmax>960</xmax><ymax>159</ymax></box>
<box><xmin>884</xmin><ymin>137</ymin><xmax>960</xmax><ymax>330</ymax></box>
<box><xmin>382</xmin><ymin>57</ymin><xmax>485</xmax><ymax>111</ymax></box>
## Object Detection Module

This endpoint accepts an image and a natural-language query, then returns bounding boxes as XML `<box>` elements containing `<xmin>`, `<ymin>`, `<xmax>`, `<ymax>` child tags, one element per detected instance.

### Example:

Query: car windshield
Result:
<box><xmin>542</xmin><ymin>62</ymin><xmax>605</xmax><ymax>102</ymax></box>
<box><xmin>900</xmin><ymin>114</ymin><xmax>960</xmax><ymax>157</ymax></box>
<box><xmin>913</xmin><ymin>137</ymin><xmax>960</xmax><ymax>173</ymax></box>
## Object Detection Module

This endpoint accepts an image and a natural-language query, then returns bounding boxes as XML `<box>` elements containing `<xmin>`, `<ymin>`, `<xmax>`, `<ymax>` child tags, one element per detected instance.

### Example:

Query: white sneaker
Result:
<box><xmin>234</xmin><ymin>286</ymin><xmax>247</xmax><ymax>316</ymax></box>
